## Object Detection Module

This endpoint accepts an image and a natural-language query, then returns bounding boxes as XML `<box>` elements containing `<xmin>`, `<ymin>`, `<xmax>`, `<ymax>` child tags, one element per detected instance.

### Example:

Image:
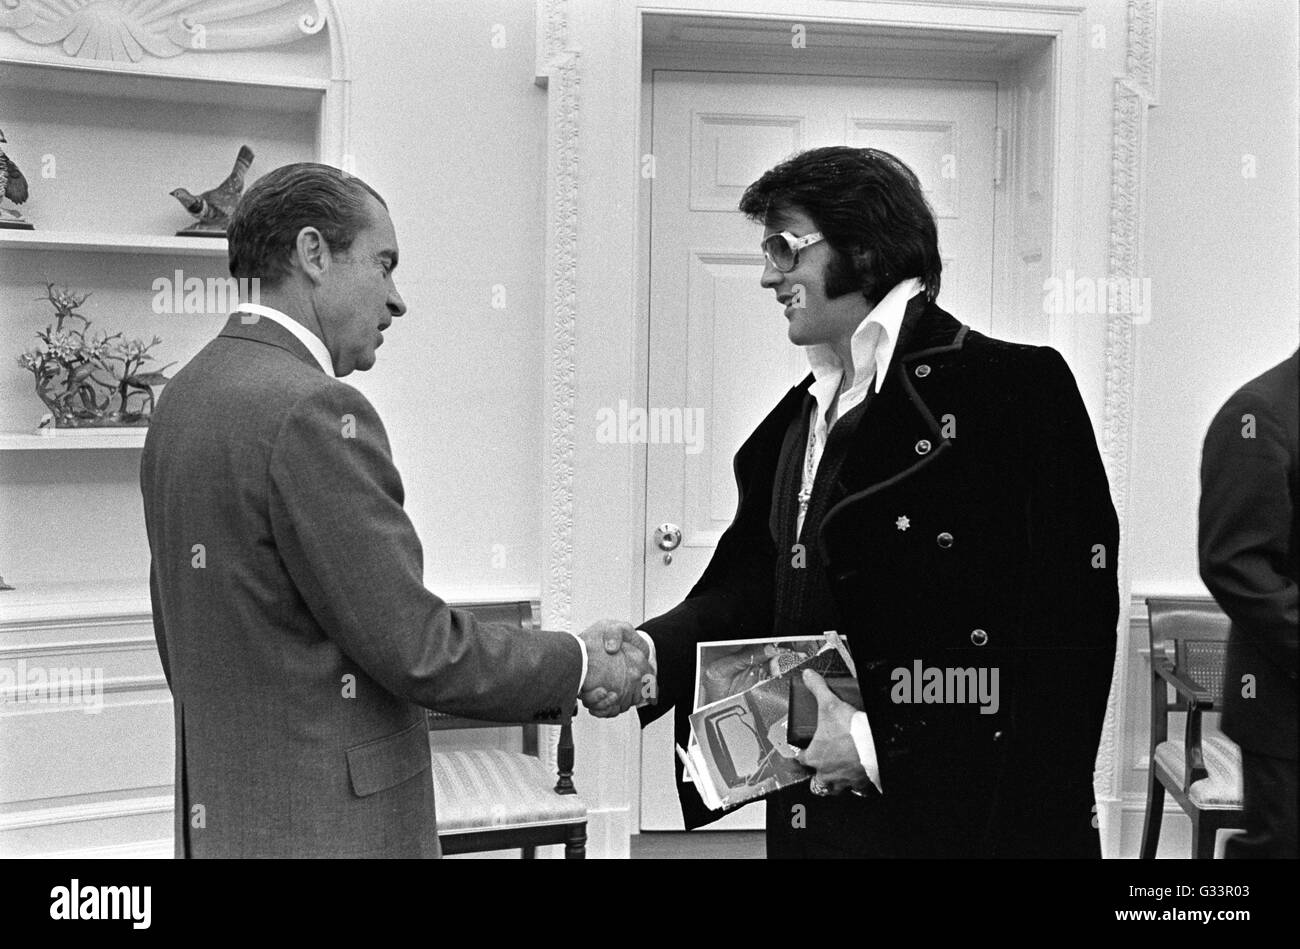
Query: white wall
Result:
<box><xmin>334</xmin><ymin>0</ymin><xmax>550</xmax><ymax>598</ymax></box>
<box><xmin>1129</xmin><ymin>0</ymin><xmax>1299</xmax><ymax>598</ymax></box>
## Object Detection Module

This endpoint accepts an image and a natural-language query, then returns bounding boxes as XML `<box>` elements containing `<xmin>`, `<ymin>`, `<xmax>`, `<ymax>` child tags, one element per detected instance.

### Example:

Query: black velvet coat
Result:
<box><xmin>639</xmin><ymin>294</ymin><xmax>1120</xmax><ymax>858</ymax></box>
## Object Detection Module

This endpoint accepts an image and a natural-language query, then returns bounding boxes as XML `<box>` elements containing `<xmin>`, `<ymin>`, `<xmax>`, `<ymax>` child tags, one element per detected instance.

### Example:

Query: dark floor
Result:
<box><xmin>630</xmin><ymin>830</ymin><xmax>766</xmax><ymax>859</ymax></box>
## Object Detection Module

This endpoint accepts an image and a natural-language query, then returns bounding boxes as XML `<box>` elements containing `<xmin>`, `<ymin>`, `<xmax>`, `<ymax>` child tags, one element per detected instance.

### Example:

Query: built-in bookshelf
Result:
<box><xmin>0</xmin><ymin>1</ymin><xmax>348</xmax><ymax>860</ymax></box>
<box><xmin>0</xmin><ymin>14</ymin><xmax>343</xmax><ymax>448</ymax></box>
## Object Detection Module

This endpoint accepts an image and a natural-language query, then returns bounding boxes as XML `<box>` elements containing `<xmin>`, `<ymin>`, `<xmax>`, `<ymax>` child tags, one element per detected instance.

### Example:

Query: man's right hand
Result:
<box><xmin>578</xmin><ymin>620</ymin><xmax>653</xmax><ymax>717</ymax></box>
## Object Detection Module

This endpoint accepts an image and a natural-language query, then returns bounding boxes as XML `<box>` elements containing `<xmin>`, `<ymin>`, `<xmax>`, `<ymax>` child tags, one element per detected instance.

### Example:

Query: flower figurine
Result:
<box><xmin>15</xmin><ymin>283</ymin><xmax>174</xmax><ymax>429</ymax></box>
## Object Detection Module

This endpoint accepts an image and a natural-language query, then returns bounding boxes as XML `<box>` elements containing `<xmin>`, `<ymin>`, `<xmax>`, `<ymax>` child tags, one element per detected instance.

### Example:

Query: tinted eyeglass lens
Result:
<box><xmin>763</xmin><ymin>235</ymin><xmax>794</xmax><ymax>271</ymax></box>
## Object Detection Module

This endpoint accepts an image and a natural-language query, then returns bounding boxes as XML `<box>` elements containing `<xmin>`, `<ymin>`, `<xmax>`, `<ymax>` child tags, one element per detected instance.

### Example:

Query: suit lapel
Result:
<box><xmin>217</xmin><ymin>312</ymin><xmax>323</xmax><ymax>373</ymax></box>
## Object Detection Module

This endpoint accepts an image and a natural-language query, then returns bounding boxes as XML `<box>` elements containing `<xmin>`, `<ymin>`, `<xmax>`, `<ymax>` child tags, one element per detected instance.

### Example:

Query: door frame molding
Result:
<box><xmin>537</xmin><ymin>0</ymin><xmax>1157</xmax><ymax>859</ymax></box>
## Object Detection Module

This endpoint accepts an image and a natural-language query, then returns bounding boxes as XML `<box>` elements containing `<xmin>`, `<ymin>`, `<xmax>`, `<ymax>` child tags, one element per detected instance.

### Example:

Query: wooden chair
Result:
<box><xmin>428</xmin><ymin>601</ymin><xmax>588</xmax><ymax>859</ymax></box>
<box><xmin>1140</xmin><ymin>597</ymin><xmax>1245</xmax><ymax>859</ymax></box>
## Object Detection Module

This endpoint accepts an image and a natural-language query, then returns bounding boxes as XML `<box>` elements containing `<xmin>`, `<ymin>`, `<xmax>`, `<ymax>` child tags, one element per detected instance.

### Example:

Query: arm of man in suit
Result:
<box><xmin>1199</xmin><ymin>386</ymin><xmax>1299</xmax><ymax>679</ymax></box>
<box><xmin>993</xmin><ymin>346</ymin><xmax>1120</xmax><ymax>855</ymax></box>
<box><xmin>267</xmin><ymin>383</ymin><xmax>645</xmax><ymax>719</ymax></box>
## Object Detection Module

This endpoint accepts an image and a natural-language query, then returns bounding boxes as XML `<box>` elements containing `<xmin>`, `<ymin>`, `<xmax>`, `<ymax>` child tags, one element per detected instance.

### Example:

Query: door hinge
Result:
<box><xmin>993</xmin><ymin>126</ymin><xmax>1006</xmax><ymax>188</ymax></box>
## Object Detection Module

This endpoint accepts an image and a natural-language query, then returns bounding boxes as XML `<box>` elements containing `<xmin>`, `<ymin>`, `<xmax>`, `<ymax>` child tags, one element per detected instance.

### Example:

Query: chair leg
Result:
<box><xmin>565</xmin><ymin>823</ymin><xmax>587</xmax><ymax>859</ymax></box>
<box><xmin>521</xmin><ymin>846</ymin><xmax>537</xmax><ymax>859</ymax></box>
<box><xmin>1192</xmin><ymin>817</ymin><xmax>1216</xmax><ymax>860</ymax></box>
<box><xmin>1139</xmin><ymin>771</ymin><xmax>1165</xmax><ymax>859</ymax></box>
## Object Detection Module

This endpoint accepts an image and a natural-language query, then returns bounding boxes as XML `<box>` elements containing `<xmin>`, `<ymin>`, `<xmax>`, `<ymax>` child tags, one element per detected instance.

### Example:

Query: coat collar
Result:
<box><xmin>217</xmin><ymin>312</ymin><xmax>321</xmax><ymax>373</ymax></box>
<box><xmin>788</xmin><ymin>293</ymin><xmax>968</xmax><ymax>399</ymax></box>
<box><xmin>891</xmin><ymin>292</ymin><xmax>968</xmax><ymax>364</ymax></box>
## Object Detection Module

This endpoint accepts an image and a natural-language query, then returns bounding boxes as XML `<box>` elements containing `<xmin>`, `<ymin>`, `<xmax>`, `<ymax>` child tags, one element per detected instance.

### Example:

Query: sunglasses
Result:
<box><xmin>761</xmin><ymin>230</ymin><xmax>825</xmax><ymax>273</ymax></box>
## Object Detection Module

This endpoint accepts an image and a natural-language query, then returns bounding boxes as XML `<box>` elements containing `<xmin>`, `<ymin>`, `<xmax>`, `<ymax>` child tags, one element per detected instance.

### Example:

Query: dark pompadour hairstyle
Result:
<box><xmin>738</xmin><ymin>146</ymin><xmax>941</xmax><ymax>302</ymax></box>
<box><xmin>227</xmin><ymin>163</ymin><xmax>387</xmax><ymax>286</ymax></box>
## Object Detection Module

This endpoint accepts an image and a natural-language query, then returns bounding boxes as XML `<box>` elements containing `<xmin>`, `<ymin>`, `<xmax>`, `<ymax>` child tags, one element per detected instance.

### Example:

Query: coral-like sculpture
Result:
<box><xmin>16</xmin><ymin>283</ymin><xmax>174</xmax><ymax>428</ymax></box>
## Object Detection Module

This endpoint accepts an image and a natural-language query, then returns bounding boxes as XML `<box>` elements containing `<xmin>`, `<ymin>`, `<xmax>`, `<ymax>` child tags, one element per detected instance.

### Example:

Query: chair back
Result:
<box><xmin>1146</xmin><ymin>597</ymin><xmax>1232</xmax><ymax>706</ymax></box>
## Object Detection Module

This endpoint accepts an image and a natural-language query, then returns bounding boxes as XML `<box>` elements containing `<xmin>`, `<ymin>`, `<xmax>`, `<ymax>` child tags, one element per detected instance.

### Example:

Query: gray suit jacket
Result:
<box><xmin>140</xmin><ymin>313</ymin><xmax>582</xmax><ymax>857</ymax></box>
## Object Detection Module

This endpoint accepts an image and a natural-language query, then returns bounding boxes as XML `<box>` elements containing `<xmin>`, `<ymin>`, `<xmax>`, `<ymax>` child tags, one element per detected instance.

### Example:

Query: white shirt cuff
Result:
<box><xmin>636</xmin><ymin>630</ymin><xmax>658</xmax><ymax>673</ymax></box>
<box><xmin>567</xmin><ymin>631</ymin><xmax>589</xmax><ymax>692</ymax></box>
<box><xmin>850</xmin><ymin>711</ymin><xmax>883</xmax><ymax>794</ymax></box>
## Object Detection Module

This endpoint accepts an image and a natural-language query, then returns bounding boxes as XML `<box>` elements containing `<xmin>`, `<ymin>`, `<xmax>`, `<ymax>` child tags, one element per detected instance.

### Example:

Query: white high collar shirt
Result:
<box><xmin>797</xmin><ymin>277</ymin><xmax>922</xmax><ymax>537</ymax></box>
<box><xmin>231</xmin><ymin>302</ymin><xmax>336</xmax><ymax>379</ymax></box>
<box><xmin>797</xmin><ymin>276</ymin><xmax>924</xmax><ymax>796</ymax></box>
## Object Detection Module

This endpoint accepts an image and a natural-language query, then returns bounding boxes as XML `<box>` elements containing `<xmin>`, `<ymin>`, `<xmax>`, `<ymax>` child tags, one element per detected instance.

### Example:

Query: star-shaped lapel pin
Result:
<box><xmin>896</xmin><ymin>516</ymin><xmax>910</xmax><ymax>531</ymax></box>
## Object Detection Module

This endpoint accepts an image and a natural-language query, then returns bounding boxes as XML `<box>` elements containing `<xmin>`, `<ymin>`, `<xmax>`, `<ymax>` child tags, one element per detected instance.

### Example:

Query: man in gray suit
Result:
<box><xmin>141</xmin><ymin>163</ymin><xmax>649</xmax><ymax>858</ymax></box>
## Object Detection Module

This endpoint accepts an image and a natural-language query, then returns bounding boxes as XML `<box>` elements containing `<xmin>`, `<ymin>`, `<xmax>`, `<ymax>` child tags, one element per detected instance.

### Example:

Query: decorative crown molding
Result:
<box><xmin>0</xmin><ymin>0</ymin><xmax>328</xmax><ymax>63</ymax></box>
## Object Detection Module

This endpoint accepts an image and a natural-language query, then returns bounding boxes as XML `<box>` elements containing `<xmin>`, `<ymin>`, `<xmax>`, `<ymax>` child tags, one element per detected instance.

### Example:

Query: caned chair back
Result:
<box><xmin>1147</xmin><ymin>597</ymin><xmax>1232</xmax><ymax>707</ymax></box>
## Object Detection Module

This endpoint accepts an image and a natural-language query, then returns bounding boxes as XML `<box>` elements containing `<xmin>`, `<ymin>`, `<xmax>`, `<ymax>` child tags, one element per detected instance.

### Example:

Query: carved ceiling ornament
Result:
<box><xmin>0</xmin><ymin>0</ymin><xmax>328</xmax><ymax>63</ymax></box>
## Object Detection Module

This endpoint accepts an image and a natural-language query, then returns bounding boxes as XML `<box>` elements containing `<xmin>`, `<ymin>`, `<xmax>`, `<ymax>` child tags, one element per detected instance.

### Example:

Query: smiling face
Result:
<box><xmin>313</xmin><ymin>194</ymin><xmax>406</xmax><ymax>375</ymax></box>
<box><xmin>760</xmin><ymin>206</ymin><xmax>869</xmax><ymax>348</ymax></box>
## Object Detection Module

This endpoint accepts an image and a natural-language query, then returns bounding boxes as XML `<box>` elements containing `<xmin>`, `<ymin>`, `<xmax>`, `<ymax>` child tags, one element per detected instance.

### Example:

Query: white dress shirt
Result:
<box><xmin>798</xmin><ymin>277</ymin><xmax>919</xmax><ymax>535</ymax></box>
<box><xmin>231</xmin><ymin>302</ymin><xmax>336</xmax><ymax>378</ymax></box>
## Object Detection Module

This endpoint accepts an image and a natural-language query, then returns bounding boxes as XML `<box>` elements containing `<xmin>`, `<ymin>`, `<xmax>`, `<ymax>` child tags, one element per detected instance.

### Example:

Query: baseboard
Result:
<box><xmin>0</xmin><ymin>794</ymin><xmax>173</xmax><ymax>859</ymax></box>
<box><xmin>578</xmin><ymin>804</ymin><xmax>633</xmax><ymax>859</ymax></box>
<box><xmin>37</xmin><ymin>838</ymin><xmax>172</xmax><ymax>859</ymax></box>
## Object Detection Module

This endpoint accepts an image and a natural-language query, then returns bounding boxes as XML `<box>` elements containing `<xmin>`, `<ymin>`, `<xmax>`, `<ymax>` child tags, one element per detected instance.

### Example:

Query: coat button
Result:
<box><xmin>914</xmin><ymin>364</ymin><xmax>931</xmax><ymax>378</ymax></box>
<box><xmin>914</xmin><ymin>439</ymin><xmax>932</xmax><ymax>455</ymax></box>
<box><xmin>970</xmin><ymin>628</ymin><xmax>989</xmax><ymax>646</ymax></box>
<box><xmin>936</xmin><ymin>531</ymin><xmax>953</xmax><ymax>548</ymax></box>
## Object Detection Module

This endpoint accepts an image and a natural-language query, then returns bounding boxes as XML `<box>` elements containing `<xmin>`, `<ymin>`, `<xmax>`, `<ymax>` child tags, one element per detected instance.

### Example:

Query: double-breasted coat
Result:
<box><xmin>639</xmin><ymin>294</ymin><xmax>1120</xmax><ymax>857</ymax></box>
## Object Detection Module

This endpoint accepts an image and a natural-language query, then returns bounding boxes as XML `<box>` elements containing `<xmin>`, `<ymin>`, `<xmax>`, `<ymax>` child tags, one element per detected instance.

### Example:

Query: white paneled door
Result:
<box><xmin>639</xmin><ymin>71</ymin><xmax>998</xmax><ymax>830</ymax></box>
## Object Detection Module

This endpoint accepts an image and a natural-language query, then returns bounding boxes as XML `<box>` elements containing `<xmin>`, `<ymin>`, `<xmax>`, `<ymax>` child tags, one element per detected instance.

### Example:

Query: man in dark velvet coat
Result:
<box><xmin>586</xmin><ymin>147</ymin><xmax>1120</xmax><ymax>858</ymax></box>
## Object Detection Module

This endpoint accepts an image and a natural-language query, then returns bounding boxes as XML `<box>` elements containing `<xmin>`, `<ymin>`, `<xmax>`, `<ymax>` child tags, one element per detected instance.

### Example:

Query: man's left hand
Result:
<box><xmin>795</xmin><ymin>669</ymin><xmax>870</xmax><ymax>795</ymax></box>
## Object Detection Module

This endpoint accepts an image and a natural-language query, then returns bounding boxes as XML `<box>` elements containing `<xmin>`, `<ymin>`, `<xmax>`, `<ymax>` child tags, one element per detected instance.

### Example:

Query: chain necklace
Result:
<box><xmin>797</xmin><ymin>423</ymin><xmax>817</xmax><ymax>520</ymax></box>
<box><xmin>797</xmin><ymin>372</ymin><xmax>850</xmax><ymax>521</ymax></box>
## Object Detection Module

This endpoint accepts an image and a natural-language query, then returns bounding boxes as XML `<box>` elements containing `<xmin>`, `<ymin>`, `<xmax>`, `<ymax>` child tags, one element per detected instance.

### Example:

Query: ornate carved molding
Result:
<box><xmin>541</xmin><ymin>0</ymin><xmax>578</xmax><ymax>639</ymax></box>
<box><xmin>1096</xmin><ymin>0</ymin><xmax>1158</xmax><ymax>810</ymax></box>
<box><xmin>540</xmin><ymin>0</ymin><xmax>579</xmax><ymax>776</ymax></box>
<box><xmin>539</xmin><ymin>0</ymin><xmax>568</xmax><ymax>69</ymax></box>
<box><xmin>0</xmin><ymin>0</ymin><xmax>328</xmax><ymax>63</ymax></box>
<box><xmin>1125</xmin><ymin>0</ymin><xmax>1159</xmax><ymax>103</ymax></box>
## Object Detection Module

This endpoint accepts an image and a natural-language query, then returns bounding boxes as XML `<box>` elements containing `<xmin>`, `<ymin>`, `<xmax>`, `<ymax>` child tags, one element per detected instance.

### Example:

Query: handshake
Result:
<box><xmin>577</xmin><ymin>620</ymin><xmax>657</xmax><ymax>718</ymax></box>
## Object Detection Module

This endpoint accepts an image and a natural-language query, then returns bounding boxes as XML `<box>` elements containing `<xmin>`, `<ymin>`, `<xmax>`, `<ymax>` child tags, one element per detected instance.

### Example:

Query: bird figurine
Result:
<box><xmin>170</xmin><ymin>144</ymin><xmax>254</xmax><ymax>236</ymax></box>
<box><xmin>0</xmin><ymin>128</ymin><xmax>33</xmax><ymax>230</ymax></box>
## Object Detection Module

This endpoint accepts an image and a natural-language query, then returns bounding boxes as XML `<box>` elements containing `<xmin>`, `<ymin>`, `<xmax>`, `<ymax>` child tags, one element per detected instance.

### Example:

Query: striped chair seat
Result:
<box><xmin>430</xmin><ymin>747</ymin><xmax>587</xmax><ymax>834</ymax></box>
<box><xmin>1153</xmin><ymin>735</ymin><xmax>1243</xmax><ymax>809</ymax></box>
